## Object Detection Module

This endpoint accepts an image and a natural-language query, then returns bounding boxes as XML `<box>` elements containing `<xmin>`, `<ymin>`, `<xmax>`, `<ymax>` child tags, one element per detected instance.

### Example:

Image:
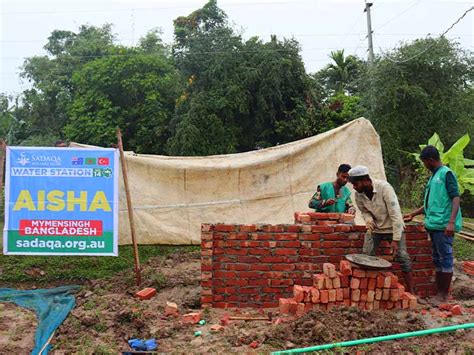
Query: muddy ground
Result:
<box><xmin>1</xmin><ymin>251</ymin><xmax>473</xmax><ymax>354</ymax></box>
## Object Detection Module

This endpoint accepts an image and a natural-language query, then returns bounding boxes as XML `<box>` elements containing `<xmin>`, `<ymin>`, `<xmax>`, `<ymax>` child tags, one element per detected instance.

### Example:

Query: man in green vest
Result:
<box><xmin>308</xmin><ymin>164</ymin><xmax>355</xmax><ymax>214</ymax></box>
<box><xmin>404</xmin><ymin>145</ymin><xmax>462</xmax><ymax>303</ymax></box>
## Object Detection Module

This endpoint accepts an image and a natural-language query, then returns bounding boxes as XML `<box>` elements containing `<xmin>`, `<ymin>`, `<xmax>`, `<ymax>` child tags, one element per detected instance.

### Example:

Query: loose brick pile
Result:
<box><xmin>463</xmin><ymin>261</ymin><xmax>474</xmax><ymax>276</ymax></box>
<box><xmin>201</xmin><ymin>212</ymin><xmax>436</xmax><ymax>308</ymax></box>
<box><xmin>279</xmin><ymin>260</ymin><xmax>418</xmax><ymax>316</ymax></box>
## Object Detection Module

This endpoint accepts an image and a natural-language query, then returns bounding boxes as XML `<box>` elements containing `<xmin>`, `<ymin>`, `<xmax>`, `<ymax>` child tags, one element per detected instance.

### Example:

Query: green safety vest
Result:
<box><xmin>424</xmin><ymin>166</ymin><xmax>462</xmax><ymax>232</ymax></box>
<box><xmin>318</xmin><ymin>182</ymin><xmax>351</xmax><ymax>213</ymax></box>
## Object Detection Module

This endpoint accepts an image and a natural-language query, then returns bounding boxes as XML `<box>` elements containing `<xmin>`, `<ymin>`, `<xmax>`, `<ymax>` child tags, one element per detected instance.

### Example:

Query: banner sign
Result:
<box><xmin>3</xmin><ymin>147</ymin><xmax>119</xmax><ymax>256</ymax></box>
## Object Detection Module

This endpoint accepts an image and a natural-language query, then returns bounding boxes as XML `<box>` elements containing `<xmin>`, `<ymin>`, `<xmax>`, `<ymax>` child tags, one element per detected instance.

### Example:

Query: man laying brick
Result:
<box><xmin>308</xmin><ymin>164</ymin><xmax>356</xmax><ymax>214</ymax></box>
<box><xmin>348</xmin><ymin>165</ymin><xmax>414</xmax><ymax>294</ymax></box>
<box><xmin>404</xmin><ymin>146</ymin><xmax>462</xmax><ymax>304</ymax></box>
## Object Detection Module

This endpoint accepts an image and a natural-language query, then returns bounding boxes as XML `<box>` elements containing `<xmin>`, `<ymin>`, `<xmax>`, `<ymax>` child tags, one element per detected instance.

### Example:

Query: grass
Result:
<box><xmin>0</xmin><ymin>244</ymin><xmax>198</xmax><ymax>285</ymax></box>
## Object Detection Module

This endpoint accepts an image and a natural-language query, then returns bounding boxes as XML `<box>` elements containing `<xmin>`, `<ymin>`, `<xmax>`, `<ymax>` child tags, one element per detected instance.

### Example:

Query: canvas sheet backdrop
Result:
<box><xmin>71</xmin><ymin>117</ymin><xmax>386</xmax><ymax>245</ymax></box>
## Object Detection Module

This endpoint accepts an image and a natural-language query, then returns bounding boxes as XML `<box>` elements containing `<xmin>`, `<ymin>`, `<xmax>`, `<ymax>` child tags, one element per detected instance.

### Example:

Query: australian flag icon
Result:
<box><xmin>72</xmin><ymin>157</ymin><xmax>83</xmax><ymax>165</ymax></box>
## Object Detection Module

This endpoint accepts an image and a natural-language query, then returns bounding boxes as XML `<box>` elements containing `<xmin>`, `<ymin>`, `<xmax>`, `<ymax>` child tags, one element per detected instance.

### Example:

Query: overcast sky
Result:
<box><xmin>1</xmin><ymin>0</ymin><xmax>473</xmax><ymax>95</ymax></box>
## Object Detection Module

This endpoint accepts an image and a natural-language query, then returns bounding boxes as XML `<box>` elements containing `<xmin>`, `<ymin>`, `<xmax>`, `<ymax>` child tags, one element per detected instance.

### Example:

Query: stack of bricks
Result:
<box><xmin>279</xmin><ymin>260</ymin><xmax>418</xmax><ymax>316</ymax></box>
<box><xmin>294</xmin><ymin>212</ymin><xmax>355</xmax><ymax>226</ymax></box>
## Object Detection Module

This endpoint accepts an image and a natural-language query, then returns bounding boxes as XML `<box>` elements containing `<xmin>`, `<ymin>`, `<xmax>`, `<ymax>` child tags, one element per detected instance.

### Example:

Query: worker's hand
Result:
<box><xmin>347</xmin><ymin>207</ymin><xmax>356</xmax><ymax>215</ymax></box>
<box><xmin>391</xmin><ymin>240</ymin><xmax>399</xmax><ymax>255</ymax></box>
<box><xmin>403</xmin><ymin>213</ymin><xmax>413</xmax><ymax>222</ymax></box>
<box><xmin>366</xmin><ymin>220</ymin><xmax>376</xmax><ymax>232</ymax></box>
<box><xmin>325</xmin><ymin>198</ymin><xmax>336</xmax><ymax>206</ymax></box>
<box><xmin>444</xmin><ymin>222</ymin><xmax>455</xmax><ymax>237</ymax></box>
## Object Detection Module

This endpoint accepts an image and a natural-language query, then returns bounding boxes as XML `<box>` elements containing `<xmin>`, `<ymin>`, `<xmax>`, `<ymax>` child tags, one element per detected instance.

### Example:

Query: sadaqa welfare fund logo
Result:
<box><xmin>17</xmin><ymin>152</ymin><xmax>61</xmax><ymax>167</ymax></box>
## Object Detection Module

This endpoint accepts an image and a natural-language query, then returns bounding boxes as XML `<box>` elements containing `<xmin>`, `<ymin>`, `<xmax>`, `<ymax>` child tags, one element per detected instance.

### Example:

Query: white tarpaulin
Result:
<box><xmin>72</xmin><ymin>117</ymin><xmax>386</xmax><ymax>245</ymax></box>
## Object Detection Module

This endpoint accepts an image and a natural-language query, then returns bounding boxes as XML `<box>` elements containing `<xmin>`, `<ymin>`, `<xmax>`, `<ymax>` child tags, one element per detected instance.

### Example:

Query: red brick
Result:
<box><xmin>271</xmin><ymin>264</ymin><xmax>295</xmax><ymax>271</ymax></box>
<box><xmin>328</xmin><ymin>289</ymin><xmax>337</xmax><ymax>302</ymax></box>
<box><xmin>320</xmin><ymin>290</ymin><xmax>329</xmax><ymax>303</ymax></box>
<box><xmin>240</xmin><ymin>224</ymin><xmax>257</xmax><ymax>232</ymax></box>
<box><xmin>215</xmin><ymin>224</ymin><xmax>235</xmax><ymax>232</ymax></box>
<box><xmin>350</xmin><ymin>278</ymin><xmax>360</xmax><ymax>289</ymax></box>
<box><xmin>339</xmin><ymin>274</ymin><xmax>350</xmax><ymax>288</ymax></box>
<box><xmin>226</xmin><ymin>264</ymin><xmax>249</xmax><ymax>271</ymax></box>
<box><xmin>336</xmin><ymin>288</ymin><xmax>344</xmax><ymax>301</ymax></box>
<box><xmin>299</xmin><ymin>234</ymin><xmax>321</xmax><ymax>241</ymax></box>
<box><xmin>368</xmin><ymin>278</ymin><xmax>376</xmax><ymax>291</ymax></box>
<box><xmin>135</xmin><ymin>287</ymin><xmax>156</xmax><ymax>300</ymax></box>
<box><xmin>201</xmin><ymin>224</ymin><xmax>214</xmax><ymax>232</ymax></box>
<box><xmin>201</xmin><ymin>296</ymin><xmax>213</xmax><ymax>304</ymax></box>
<box><xmin>182</xmin><ymin>312</ymin><xmax>201</xmax><ymax>324</ymax></box>
<box><xmin>339</xmin><ymin>260</ymin><xmax>352</xmax><ymax>276</ymax></box>
<box><xmin>360</xmin><ymin>278</ymin><xmax>368</xmax><ymax>290</ymax></box>
<box><xmin>332</xmin><ymin>276</ymin><xmax>341</xmax><ymax>288</ymax></box>
<box><xmin>366</xmin><ymin>290</ymin><xmax>375</xmax><ymax>302</ymax></box>
<box><xmin>276</xmin><ymin>241</ymin><xmax>301</xmax><ymax>248</ymax></box>
<box><xmin>214</xmin><ymin>271</ymin><xmax>237</xmax><ymax>278</ymax></box>
<box><xmin>360</xmin><ymin>290</ymin><xmax>368</xmax><ymax>302</ymax></box>
<box><xmin>390</xmin><ymin>274</ymin><xmax>399</xmax><ymax>288</ymax></box>
<box><xmin>353</xmin><ymin>225</ymin><xmax>367</xmax><ymax>232</ymax></box>
<box><xmin>293</xmin><ymin>285</ymin><xmax>305</xmax><ymax>303</ymax></box>
<box><xmin>376</xmin><ymin>274</ymin><xmax>385</xmax><ymax>288</ymax></box>
<box><xmin>227</xmin><ymin>279</ymin><xmax>249</xmax><ymax>286</ymax></box>
<box><xmin>353</xmin><ymin>268</ymin><xmax>366</xmax><ymax>278</ymax></box>
<box><xmin>311</xmin><ymin>225</ymin><xmax>335</xmax><ymax>233</ymax></box>
<box><xmin>279</xmin><ymin>298</ymin><xmax>290</xmax><ymax>314</ymax></box>
<box><xmin>310</xmin><ymin>288</ymin><xmax>320</xmax><ymax>303</ymax></box>
<box><xmin>390</xmin><ymin>289</ymin><xmax>400</xmax><ymax>302</ymax></box>
<box><xmin>274</xmin><ymin>233</ymin><xmax>298</xmax><ymax>241</ymax></box>
<box><xmin>270</xmin><ymin>279</ymin><xmax>293</xmax><ymax>286</ymax></box>
<box><xmin>248</xmin><ymin>279</ymin><xmax>268</xmax><ymax>286</ymax></box>
<box><xmin>325</xmin><ymin>277</ymin><xmax>334</xmax><ymax>289</ymax></box>
<box><xmin>261</xmin><ymin>256</ymin><xmax>287</xmax><ymax>263</ymax></box>
<box><xmin>366</xmin><ymin>270</ymin><xmax>378</xmax><ymax>279</ymax></box>
<box><xmin>343</xmin><ymin>287</ymin><xmax>350</xmax><ymax>299</ymax></box>
<box><xmin>324</xmin><ymin>248</ymin><xmax>346</xmax><ymax>256</ymax></box>
<box><xmin>397</xmin><ymin>284</ymin><xmax>405</xmax><ymax>298</ymax></box>
<box><xmin>451</xmin><ymin>305</ymin><xmax>463</xmax><ymax>316</ymax></box>
<box><xmin>227</xmin><ymin>249</ymin><xmax>248</xmax><ymax>256</ymax></box>
<box><xmin>319</xmin><ymin>220</ymin><xmax>338</xmax><ymax>226</ymax></box>
<box><xmin>383</xmin><ymin>273</ymin><xmax>392</xmax><ymax>288</ymax></box>
<box><xmin>164</xmin><ymin>301</ymin><xmax>179</xmax><ymax>317</ymax></box>
<box><xmin>334</xmin><ymin>224</ymin><xmax>352</xmax><ymax>232</ymax></box>
<box><xmin>288</xmin><ymin>298</ymin><xmax>298</xmax><ymax>314</ymax></box>
<box><xmin>375</xmin><ymin>288</ymin><xmax>382</xmax><ymax>301</ymax></box>
<box><xmin>296</xmin><ymin>303</ymin><xmax>306</xmax><ymax>316</ymax></box>
<box><xmin>351</xmin><ymin>289</ymin><xmax>361</xmax><ymax>302</ymax></box>
<box><xmin>382</xmin><ymin>288</ymin><xmax>390</xmax><ymax>301</ymax></box>
<box><xmin>374</xmin><ymin>300</ymin><xmax>380</xmax><ymax>310</ymax></box>
<box><xmin>246</xmin><ymin>264</ymin><xmax>268</xmax><ymax>271</ymax></box>
<box><xmin>313</xmin><ymin>274</ymin><xmax>326</xmax><ymax>289</ymax></box>
<box><xmin>287</xmin><ymin>225</ymin><xmax>301</xmax><ymax>232</ymax></box>
<box><xmin>275</xmin><ymin>249</ymin><xmax>298</xmax><ymax>255</ymax></box>
<box><xmin>323</xmin><ymin>263</ymin><xmax>337</xmax><ymax>278</ymax></box>
<box><xmin>237</xmin><ymin>256</ymin><xmax>260</xmax><ymax>263</ymax></box>
<box><xmin>308</xmin><ymin>212</ymin><xmax>329</xmax><ymax>220</ymax></box>
<box><xmin>340</xmin><ymin>213</ymin><xmax>355</xmax><ymax>222</ymax></box>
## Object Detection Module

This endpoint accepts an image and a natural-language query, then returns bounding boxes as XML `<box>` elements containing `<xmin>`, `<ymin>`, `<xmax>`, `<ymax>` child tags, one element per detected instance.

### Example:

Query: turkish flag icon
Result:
<box><xmin>98</xmin><ymin>157</ymin><xmax>110</xmax><ymax>166</ymax></box>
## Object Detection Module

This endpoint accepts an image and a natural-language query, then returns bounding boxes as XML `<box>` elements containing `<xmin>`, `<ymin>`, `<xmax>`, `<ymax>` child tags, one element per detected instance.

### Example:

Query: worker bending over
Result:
<box><xmin>348</xmin><ymin>165</ymin><xmax>414</xmax><ymax>293</ymax></box>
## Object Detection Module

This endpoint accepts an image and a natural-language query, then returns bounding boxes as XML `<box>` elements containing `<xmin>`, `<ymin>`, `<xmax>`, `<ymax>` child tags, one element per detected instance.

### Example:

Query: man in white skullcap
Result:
<box><xmin>348</xmin><ymin>165</ymin><xmax>414</xmax><ymax>293</ymax></box>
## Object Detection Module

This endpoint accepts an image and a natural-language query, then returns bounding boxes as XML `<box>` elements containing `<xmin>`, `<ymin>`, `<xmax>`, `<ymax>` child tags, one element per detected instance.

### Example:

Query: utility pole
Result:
<box><xmin>364</xmin><ymin>1</ymin><xmax>375</xmax><ymax>64</ymax></box>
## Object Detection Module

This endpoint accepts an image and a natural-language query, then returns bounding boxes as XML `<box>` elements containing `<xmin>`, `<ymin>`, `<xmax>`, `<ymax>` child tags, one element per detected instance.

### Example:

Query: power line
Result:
<box><xmin>374</xmin><ymin>0</ymin><xmax>421</xmax><ymax>32</ymax></box>
<box><xmin>0</xmin><ymin>1</ymin><xmax>304</xmax><ymax>15</ymax></box>
<box><xmin>388</xmin><ymin>5</ymin><xmax>474</xmax><ymax>64</ymax></box>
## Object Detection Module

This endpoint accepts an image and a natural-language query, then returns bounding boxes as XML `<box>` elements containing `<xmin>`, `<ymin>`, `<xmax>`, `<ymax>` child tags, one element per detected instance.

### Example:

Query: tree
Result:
<box><xmin>20</xmin><ymin>25</ymin><xmax>116</xmax><ymax>137</ymax></box>
<box><xmin>168</xmin><ymin>1</ymin><xmax>317</xmax><ymax>155</ymax></box>
<box><xmin>361</xmin><ymin>37</ymin><xmax>473</xmax><ymax>179</ymax></box>
<box><xmin>65</xmin><ymin>48</ymin><xmax>182</xmax><ymax>153</ymax></box>
<box><xmin>315</xmin><ymin>50</ymin><xmax>365</xmax><ymax>95</ymax></box>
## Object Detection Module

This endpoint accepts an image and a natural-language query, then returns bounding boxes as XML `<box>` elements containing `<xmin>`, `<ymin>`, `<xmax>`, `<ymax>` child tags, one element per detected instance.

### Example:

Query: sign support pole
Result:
<box><xmin>116</xmin><ymin>128</ymin><xmax>141</xmax><ymax>286</ymax></box>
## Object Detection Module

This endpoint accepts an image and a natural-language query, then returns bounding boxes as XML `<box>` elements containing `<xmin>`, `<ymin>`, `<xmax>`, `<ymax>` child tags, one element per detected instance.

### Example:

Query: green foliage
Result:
<box><xmin>362</xmin><ymin>37</ymin><xmax>473</xmax><ymax>177</ymax></box>
<box><xmin>65</xmin><ymin>48</ymin><xmax>182</xmax><ymax>153</ymax></box>
<box><xmin>409</xmin><ymin>133</ymin><xmax>474</xmax><ymax>195</ymax></box>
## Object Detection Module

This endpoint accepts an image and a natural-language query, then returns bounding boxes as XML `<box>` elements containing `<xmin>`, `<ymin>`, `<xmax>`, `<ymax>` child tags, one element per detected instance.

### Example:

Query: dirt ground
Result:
<box><xmin>1</xmin><ymin>251</ymin><xmax>473</xmax><ymax>354</ymax></box>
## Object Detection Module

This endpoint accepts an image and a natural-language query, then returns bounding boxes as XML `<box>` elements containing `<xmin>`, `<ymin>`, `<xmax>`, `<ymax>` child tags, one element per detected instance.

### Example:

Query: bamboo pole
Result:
<box><xmin>116</xmin><ymin>128</ymin><xmax>141</xmax><ymax>286</ymax></box>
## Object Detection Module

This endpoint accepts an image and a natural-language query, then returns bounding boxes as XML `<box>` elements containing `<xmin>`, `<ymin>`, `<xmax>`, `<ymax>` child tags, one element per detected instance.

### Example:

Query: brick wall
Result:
<box><xmin>201</xmin><ymin>212</ymin><xmax>436</xmax><ymax>308</ymax></box>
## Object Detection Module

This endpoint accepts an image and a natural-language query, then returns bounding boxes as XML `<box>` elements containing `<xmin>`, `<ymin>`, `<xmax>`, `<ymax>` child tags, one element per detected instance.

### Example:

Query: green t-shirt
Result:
<box><xmin>308</xmin><ymin>182</ymin><xmax>353</xmax><ymax>213</ymax></box>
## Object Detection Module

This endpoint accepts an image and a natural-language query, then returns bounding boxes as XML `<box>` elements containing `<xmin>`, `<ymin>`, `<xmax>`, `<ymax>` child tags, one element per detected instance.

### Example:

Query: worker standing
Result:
<box><xmin>348</xmin><ymin>165</ymin><xmax>414</xmax><ymax>293</ymax></box>
<box><xmin>404</xmin><ymin>145</ymin><xmax>462</xmax><ymax>304</ymax></box>
<box><xmin>308</xmin><ymin>164</ymin><xmax>356</xmax><ymax>215</ymax></box>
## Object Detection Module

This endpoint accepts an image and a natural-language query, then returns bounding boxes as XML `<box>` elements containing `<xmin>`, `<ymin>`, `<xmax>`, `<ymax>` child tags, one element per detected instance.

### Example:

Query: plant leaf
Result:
<box><xmin>427</xmin><ymin>133</ymin><xmax>444</xmax><ymax>153</ymax></box>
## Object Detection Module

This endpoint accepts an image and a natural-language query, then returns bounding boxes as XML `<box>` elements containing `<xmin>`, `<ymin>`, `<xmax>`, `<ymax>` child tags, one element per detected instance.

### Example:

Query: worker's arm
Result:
<box><xmin>345</xmin><ymin>195</ymin><xmax>356</xmax><ymax>215</ymax></box>
<box><xmin>308</xmin><ymin>186</ymin><xmax>333</xmax><ymax>211</ymax></box>
<box><xmin>444</xmin><ymin>171</ymin><xmax>461</xmax><ymax>236</ymax></box>
<box><xmin>354</xmin><ymin>194</ymin><xmax>375</xmax><ymax>230</ymax></box>
<box><xmin>403</xmin><ymin>206</ymin><xmax>424</xmax><ymax>221</ymax></box>
<box><xmin>383</xmin><ymin>184</ymin><xmax>404</xmax><ymax>242</ymax></box>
